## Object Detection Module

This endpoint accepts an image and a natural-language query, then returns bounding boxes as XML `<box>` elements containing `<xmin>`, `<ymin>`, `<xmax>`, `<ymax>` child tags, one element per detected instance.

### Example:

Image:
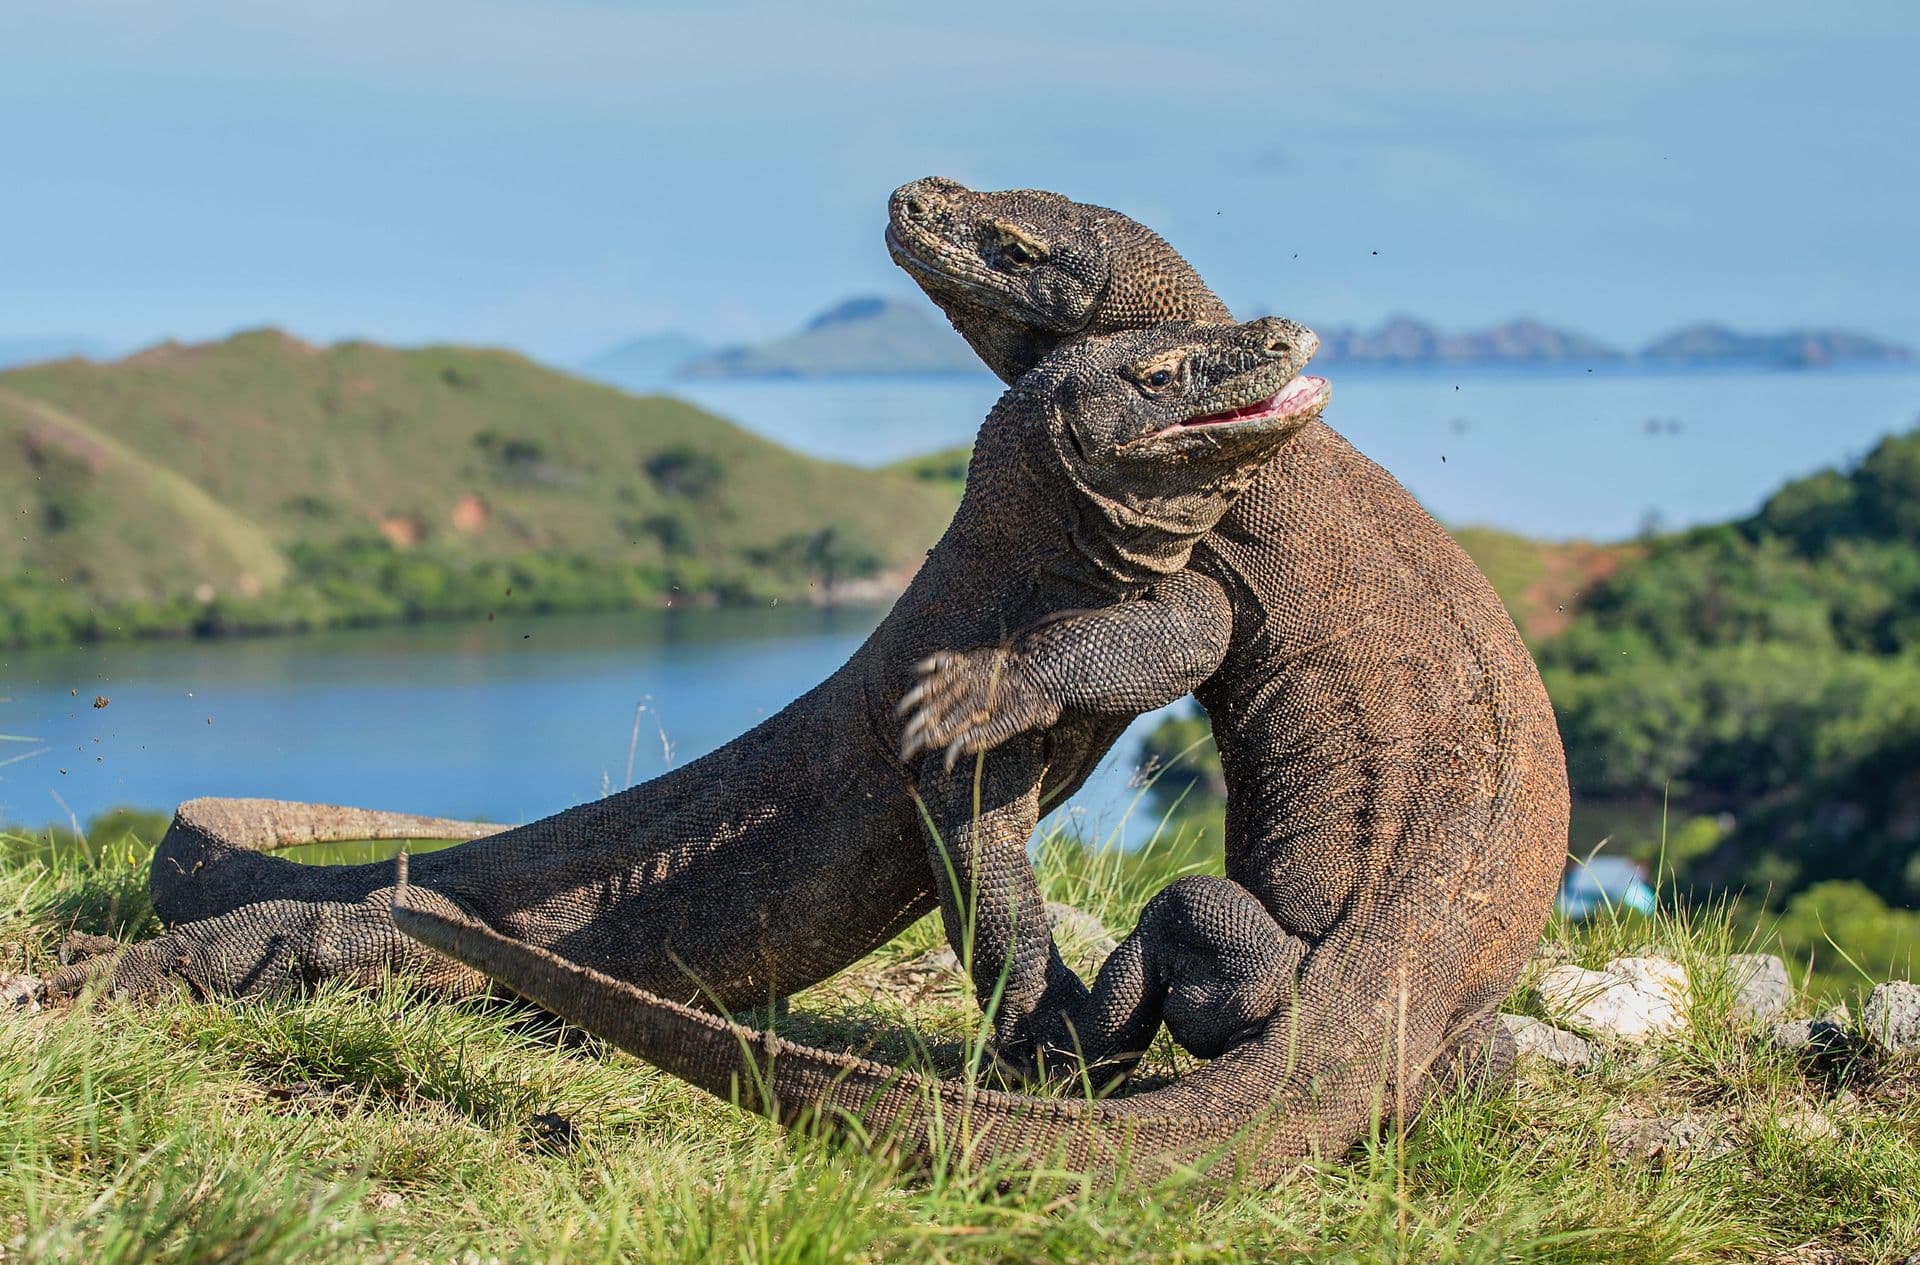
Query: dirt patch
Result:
<box><xmin>450</xmin><ymin>493</ymin><xmax>489</xmax><ymax>534</ymax></box>
<box><xmin>379</xmin><ymin>515</ymin><xmax>424</xmax><ymax>549</ymax></box>
<box><xmin>22</xmin><ymin>425</ymin><xmax>107</xmax><ymax>475</ymax></box>
<box><xmin>1520</xmin><ymin>540</ymin><xmax>1635</xmax><ymax>640</ymax></box>
<box><xmin>122</xmin><ymin>339</ymin><xmax>199</xmax><ymax>368</ymax></box>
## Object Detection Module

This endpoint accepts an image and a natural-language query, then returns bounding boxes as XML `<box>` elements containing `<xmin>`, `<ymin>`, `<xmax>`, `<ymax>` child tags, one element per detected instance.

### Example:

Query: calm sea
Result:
<box><xmin>0</xmin><ymin>607</ymin><xmax>1172</xmax><ymax>845</ymax></box>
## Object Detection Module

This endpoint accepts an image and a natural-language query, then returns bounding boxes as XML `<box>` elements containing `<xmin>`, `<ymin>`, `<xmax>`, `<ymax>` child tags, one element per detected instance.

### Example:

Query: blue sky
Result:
<box><xmin>3</xmin><ymin>0</ymin><xmax>1916</xmax><ymax>362</ymax></box>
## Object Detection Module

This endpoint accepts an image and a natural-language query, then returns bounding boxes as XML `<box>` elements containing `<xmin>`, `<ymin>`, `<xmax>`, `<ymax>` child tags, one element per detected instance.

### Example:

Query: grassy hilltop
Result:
<box><xmin>0</xmin><ymin>331</ymin><xmax>955</xmax><ymax>646</ymax></box>
<box><xmin>4</xmin><ymin>817</ymin><xmax>1918</xmax><ymax>1262</ymax></box>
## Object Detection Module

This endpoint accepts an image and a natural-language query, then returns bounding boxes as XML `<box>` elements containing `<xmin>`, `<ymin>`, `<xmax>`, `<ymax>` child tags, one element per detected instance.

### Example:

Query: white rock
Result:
<box><xmin>1862</xmin><ymin>981</ymin><xmax>1920</xmax><ymax>1053</ymax></box>
<box><xmin>1776</xmin><ymin>1109</ymin><xmax>1839</xmax><ymax>1143</ymax></box>
<box><xmin>1499</xmin><ymin>1013</ymin><xmax>1597</xmax><ymax>1068</ymax></box>
<box><xmin>1605</xmin><ymin>955</ymin><xmax>1693</xmax><ymax>1006</ymax></box>
<box><xmin>1</xmin><ymin>973</ymin><xmax>44</xmax><ymax>1012</ymax></box>
<box><xmin>1534</xmin><ymin>956</ymin><xmax>1690</xmax><ymax>1042</ymax></box>
<box><xmin>1726</xmin><ymin>953</ymin><xmax>1793</xmax><ymax>1022</ymax></box>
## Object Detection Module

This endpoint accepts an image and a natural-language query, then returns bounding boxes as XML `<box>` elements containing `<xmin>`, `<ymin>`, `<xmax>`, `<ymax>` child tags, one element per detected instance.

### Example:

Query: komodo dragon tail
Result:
<box><xmin>392</xmin><ymin>860</ymin><xmax>1463</xmax><ymax>1185</ymax></box>
<box><xmin>151</xmin><ymin>797</ymin><xmax>500</xmax><ymax>926</ymax></box>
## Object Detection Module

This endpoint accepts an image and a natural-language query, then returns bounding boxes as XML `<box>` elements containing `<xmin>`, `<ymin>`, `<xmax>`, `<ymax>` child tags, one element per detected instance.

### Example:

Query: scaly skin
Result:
<box><xmin>396</xmin><ymin>180</ymin><xmax>1568</xmax><ymax>1179</ymax></box>
<box><xmin>9</xmin><ymin>320</ymin><xmax>1323</xmax><ymax>1087</ymax></box>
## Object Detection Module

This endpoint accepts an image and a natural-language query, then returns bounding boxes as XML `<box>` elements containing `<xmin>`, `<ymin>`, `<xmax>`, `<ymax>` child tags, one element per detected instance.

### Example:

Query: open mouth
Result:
<box><xmin>1176</xmin><ymin>375</ymin><xmax>1331</xmax><ymax>429</ymax></box>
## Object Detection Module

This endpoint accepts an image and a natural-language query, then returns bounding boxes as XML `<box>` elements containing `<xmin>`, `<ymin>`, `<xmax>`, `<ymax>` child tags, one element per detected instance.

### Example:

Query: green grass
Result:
<box><xmin>3</xmin><ymin>814</ymin><xmax>1918</xmax><ymax>1263</ymax></box>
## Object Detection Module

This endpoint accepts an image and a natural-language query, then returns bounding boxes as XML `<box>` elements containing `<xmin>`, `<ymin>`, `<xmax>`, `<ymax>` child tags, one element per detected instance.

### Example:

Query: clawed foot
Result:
<box><xmin>59</xmin><ymin>931</ymin><xmax>121</xmax><ymax>966</ymax></box>
<box><xmin>896</xmin><ymin>648</ymin><xmax>1061</xmax><ymax>770</ymax></box>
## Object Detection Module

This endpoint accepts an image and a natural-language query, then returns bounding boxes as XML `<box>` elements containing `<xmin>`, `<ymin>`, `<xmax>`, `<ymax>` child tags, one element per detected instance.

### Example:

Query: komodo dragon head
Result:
<box><xmin>975</xmin><ymin>316</ymin><xmax>1327</xmax><ymax>585</ymax></box>
<box><xmin>1021</xmin><ymin>317</ymin><xmax>1324</xmax><ymax>504</ymax></box>
<box><xmin>887</xmin><ymin>176</ymin><xmax>1233</xmax><ymax>384</ymax></box>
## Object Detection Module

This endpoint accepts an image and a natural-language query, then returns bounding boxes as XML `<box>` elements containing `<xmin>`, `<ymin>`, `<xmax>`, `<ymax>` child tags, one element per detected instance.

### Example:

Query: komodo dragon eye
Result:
<box><xmin>1129</xmin><ymin>360</ymin><xmax>1184</xmax><ymax>395</ymax></box>
<box><xmin>989</xmin><ymin>223</ymin><xmax>1048</xmax><ymax>271</ymax></box>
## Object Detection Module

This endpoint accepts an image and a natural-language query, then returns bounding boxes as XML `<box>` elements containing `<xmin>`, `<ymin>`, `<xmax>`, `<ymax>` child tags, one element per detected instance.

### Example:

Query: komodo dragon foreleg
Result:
<box><xmin>899</xmin><ymin>570</ymin><xmax>1233</xmax><ymax>771</ymax></box>
<box><xmin>907</xmin><ymin>574</ymin><xmax>1317</xmax><ymax>1084</ymax></box>
<box><xmin>918</xmin><ymin>741</ymin><xmax>1308</xmax><ymax>1087</ymax></box>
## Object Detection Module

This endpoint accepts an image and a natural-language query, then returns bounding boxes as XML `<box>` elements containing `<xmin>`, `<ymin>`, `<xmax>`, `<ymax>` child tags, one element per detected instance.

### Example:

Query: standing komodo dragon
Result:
<box><xmin>9</xmin><ymin>319</ymin><xmax>1326</xmax><ymax>1088</ymax></box>
<box><xmin>391</xmin><ymin>179</ymin><xmax>1569</xmax><ymax>1182</ymax></box>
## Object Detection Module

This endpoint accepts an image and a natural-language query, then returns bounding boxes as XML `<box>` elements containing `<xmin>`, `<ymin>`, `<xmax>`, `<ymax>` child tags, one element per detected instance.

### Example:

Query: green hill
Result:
<box><xmin>0</xmin><ymin>330</ymin><xmax>957</xmax><ymax>646</ymax></box>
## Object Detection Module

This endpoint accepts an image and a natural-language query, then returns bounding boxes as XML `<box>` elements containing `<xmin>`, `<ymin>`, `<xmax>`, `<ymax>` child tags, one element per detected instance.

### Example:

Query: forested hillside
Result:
<box><xmin>1541</xmin><ymin>426</ymin><xmax>1920</xmax><ymax>903</ymax></box>
<box><xmin>1143</xmin><ymin>424</ymin><xmax>1920</xmax><ymax>928</ymax></box>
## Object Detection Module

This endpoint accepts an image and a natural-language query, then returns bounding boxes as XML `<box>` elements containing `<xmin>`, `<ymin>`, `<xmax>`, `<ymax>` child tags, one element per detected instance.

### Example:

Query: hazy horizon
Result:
<box><xmin>4</xmin><ymin>1</ymin><xmax>1916</xmax><ymax>362</ymax></box>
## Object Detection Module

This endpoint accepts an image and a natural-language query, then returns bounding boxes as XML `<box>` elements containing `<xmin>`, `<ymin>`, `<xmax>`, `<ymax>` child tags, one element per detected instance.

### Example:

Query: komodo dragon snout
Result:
<box><xmin>1047</xmin><ymin>318</ymin><xmax>1327</xmax><ymax>470</ymax></box>
<box><xmin>886</xmin><ymin>176</ymin><xmax>1109</xmax><ymax>333</ymax></box>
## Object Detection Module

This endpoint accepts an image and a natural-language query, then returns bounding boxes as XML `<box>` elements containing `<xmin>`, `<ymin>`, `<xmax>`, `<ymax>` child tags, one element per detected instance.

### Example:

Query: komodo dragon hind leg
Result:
<box><xmin>149</xmin><ymin>796</ymin><xmax>501</xmax><ymax>927</ymax></box>
<box><xmin>1386</xmin><ymin>1009</ymin><xmax>1517</xmax><ymax>1126</ymax></box>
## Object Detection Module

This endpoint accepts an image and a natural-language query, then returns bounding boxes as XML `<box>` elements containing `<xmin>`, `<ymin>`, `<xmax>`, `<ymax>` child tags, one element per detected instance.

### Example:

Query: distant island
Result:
<box><xmin>579</xmin><ymin>331</ymin><xmax>712</xmax><ymax>379</ymax></box>
<box><xmin>585</xmin><ymin>300</ymin><xmax>1916</xmax><ymax>380</ymax></box>
<box><xmin>674</xmin><ymin>297</ymin><xmax>980</xmax><ymax>379</ymax></box>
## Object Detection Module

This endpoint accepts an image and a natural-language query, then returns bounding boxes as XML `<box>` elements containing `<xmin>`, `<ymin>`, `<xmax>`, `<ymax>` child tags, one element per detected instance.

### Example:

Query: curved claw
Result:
<box><xmin>898</xmin><ymin>647</ymin><xmax>1038</xmax><ymax>768</ymax></box>
<box><xmin>894</xmin><ymin>678</ymin><xmax>932</xmax><ymax>718</ymax></box>
<box><xmin>899</xmin><ymin>713</ymin><xmax>931</xmax><ymax>762</ymax></box>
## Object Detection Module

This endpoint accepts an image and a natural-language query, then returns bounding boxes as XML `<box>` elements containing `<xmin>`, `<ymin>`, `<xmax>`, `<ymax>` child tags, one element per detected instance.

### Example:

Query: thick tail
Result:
<box><xmin>151</xmin><ymin>797</ymin><xmax>500</xmax><ymax>926</ymax></box>
<box><xmin>391</xmin><ymin>867</ymin><xmax>1434</xmax><ymax>1185</ymax></box>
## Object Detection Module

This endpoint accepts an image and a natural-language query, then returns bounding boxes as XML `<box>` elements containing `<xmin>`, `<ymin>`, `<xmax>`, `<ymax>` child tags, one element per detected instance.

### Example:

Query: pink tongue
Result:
<box><xmin>1275</xmin><ymin>375</ymin><xmax>1325</xmax><ymax>410</ymax></box>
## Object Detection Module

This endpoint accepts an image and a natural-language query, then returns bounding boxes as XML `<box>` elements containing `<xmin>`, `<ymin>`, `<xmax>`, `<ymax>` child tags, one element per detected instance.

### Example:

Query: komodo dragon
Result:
<box><xmin>8</xmin><ymin>320</ymin><xmax>1326</xmax><ymax>1085</ymax></box>
<box><xmin>389</xmin><ymin>179</ymin><xmax>1569</xmax><ymax>1182</ymax></box>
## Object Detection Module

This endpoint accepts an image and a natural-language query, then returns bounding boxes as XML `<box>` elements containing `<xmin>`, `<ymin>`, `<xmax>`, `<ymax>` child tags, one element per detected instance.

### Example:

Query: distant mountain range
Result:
<box><xmin>579</xmin><ymin>332</ymin><xmax>712</xmax><ymax>379</ymax></box>
<box><xmin>12</xmin><ymin>304</ymin><xmax>1911</xmax><ymax>387</ymax></box>
<box><xmin>674</xmin><ymin>297</ymin><xmax>979</xmax><ymax>379</ymax></box>
<box><xmin>1315</xmin><ymin>316</ymin><xmax>1624</xmax><ymax>364</ymax></box>
<box><xmin>586</xmin><ymin>300</ymin><xmax>1916</xmax><ymax>380</ymax></box>
<box><xmin>1638</xmin><ymin>324</ymin><xmax>1913</xmax><ymax>368</ymax></box>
